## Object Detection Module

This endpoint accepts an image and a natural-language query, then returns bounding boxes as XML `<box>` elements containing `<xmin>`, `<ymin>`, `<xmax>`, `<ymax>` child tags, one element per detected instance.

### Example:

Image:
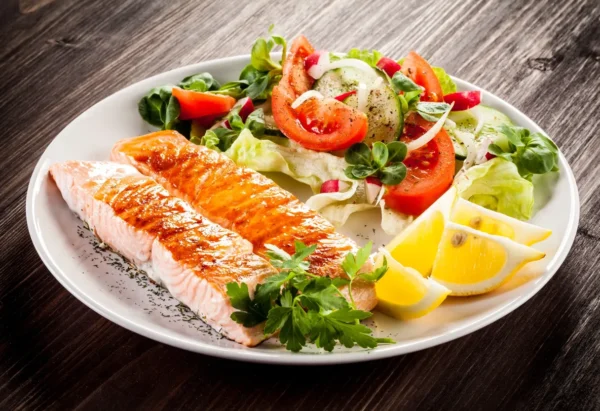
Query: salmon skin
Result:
<box><xmin>112</xmin><ymin>131</ymin><xmax>377</xmax><ymax>311</ymax></box>
<box><xmin>49</xmin><ymin>160</ymin><xmax>276</xmax><ymax>346</ymax></box>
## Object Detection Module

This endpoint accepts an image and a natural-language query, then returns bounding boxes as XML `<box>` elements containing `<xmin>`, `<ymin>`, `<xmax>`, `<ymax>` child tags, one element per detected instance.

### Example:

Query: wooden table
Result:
<box><xmin>2</xmin><ymin>0</ymin><xmax>599</xmax><ymax>408</ymax></box>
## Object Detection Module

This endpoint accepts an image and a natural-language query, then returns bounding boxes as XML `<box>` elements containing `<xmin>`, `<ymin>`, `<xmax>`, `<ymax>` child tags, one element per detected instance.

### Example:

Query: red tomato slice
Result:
<box><xmin>271</xmin><ymin>36</ymin><xmax>368</xmax><ymax>151</ymax></box>
<box><xmin>383</xmin><ymin>115</ymin><xmax>455</xmax><ymax>215</ymax></box>
<box><xmin>401</xmin><ymin>51</ymin><xmax>444</xmax><ymax>102</ymax></box>
<box><xmin>272</xmin><ymin>82</ymin><xmax>368</xmax><ymax>151</ymax></box>
<box><xmin>285</xmin><ymin>35</ymin><xmax>315</xmax><ymax>95</ymax></box>
<box><xmin>172</xmin><ymin>88</ymin><xmax>236</xmax><ymax>120</ymax></box>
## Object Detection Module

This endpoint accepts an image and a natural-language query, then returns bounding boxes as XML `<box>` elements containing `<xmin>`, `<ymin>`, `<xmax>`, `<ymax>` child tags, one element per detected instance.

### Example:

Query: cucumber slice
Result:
<box><xmin>448</xmin><ymin>129</ymin><xmax>468</xmax><ymax>160</ymax></box>
<box><xmin>313</xmin><ymin>67</ymin><xmax>403</xmax><ymax>145</ymax></box>
<box><xmin>447</xmin><ymin>105</ymin><xmax>515</xmax><ymax>160</ymax></box>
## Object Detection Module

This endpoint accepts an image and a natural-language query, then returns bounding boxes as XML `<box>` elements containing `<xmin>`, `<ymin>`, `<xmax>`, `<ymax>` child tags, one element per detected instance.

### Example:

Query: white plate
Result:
<box><xmin>26</xmin><ymin>54</ymin><xmax>579</xmax><ymax>365</ymax></box>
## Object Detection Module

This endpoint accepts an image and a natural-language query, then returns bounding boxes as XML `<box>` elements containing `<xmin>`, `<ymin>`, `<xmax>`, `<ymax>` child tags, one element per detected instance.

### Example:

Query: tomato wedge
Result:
<box><xmin>401</xmin><ymin>51</ymin><xmax>444</xmax><ymax>102</ymax></box>
<box><xmin>172</xmin><ymin>88</ymin><xmax>236</xmax><ymax>120</ymax></box>
<box><xmin>383</xmin><ymin>115</ymin><xmax>455</xmax><ymax>215</ymax></box>
<box><xmin>271</xmin><ymin>36</ymin><xmax>368</xmax><ymax>151</ymax></box>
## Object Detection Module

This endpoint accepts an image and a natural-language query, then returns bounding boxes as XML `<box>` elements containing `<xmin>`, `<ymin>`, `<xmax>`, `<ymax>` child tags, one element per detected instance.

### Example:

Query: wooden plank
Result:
<box><xmin>0</xmin><ymin>0</ymin><xmax>599</xmax><ymax>409</ymax></box>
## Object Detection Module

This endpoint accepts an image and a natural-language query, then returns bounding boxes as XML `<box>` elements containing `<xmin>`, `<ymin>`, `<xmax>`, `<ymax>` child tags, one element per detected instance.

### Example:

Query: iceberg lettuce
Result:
<box><xmin>224</xmin><ymin>129</ymin><xmax>411</xmax><ymax>233</ymax></box>
<box><xmin>455</xmin><ymin>158</ymin><xmax>534</xmax><ymax>220</ymax></box>
<box><xmin>225</xmin><ymin>129</ymin><xmax>348</xmax><ymax>192</ymax></box>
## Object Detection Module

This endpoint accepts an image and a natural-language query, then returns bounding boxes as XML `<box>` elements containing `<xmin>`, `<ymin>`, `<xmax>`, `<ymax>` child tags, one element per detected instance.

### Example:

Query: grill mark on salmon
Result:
<box><xmin>49</xmin><ymin>160</ymin><xmax>276</xmax><ymax>346</ymax></box>
<box><xmin>111</xmin><ymin>131</ymin><xmax>377</xmax><ymax>311</ymax></box>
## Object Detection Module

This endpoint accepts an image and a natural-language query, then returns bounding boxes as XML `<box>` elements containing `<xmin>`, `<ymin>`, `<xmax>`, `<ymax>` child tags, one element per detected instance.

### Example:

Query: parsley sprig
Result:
<box><xmin>226</xmin><ymin>241</ymin><xmax>393</xmax><ymax>352</ymax></box>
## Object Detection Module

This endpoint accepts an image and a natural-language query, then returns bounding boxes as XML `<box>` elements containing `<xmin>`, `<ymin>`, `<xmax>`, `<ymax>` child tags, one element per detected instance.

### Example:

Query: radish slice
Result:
<box><xmin>366</xmin><ymin>176</ymin><xmax>382</xmax><ymax>186</ymax></box>
<box><xmin>320</xmin><ymin>179</ymin><xmax>351</xmax><ymax>193</ymax></box>
<box><xmin>237</xmin><ymin>97</ymin><xmax>255</xmax><ymax>122</ymax></box>
<box><xmin>406</xmin><ymin>104</ymin><xmax>453</xmax><ymax>152</ymax></box>
<box><xmin>291</xmin><ymin>90</ymin><xmax>324</xmax><ymax>109</ymax></box>
<box><xmin>365</xmin><ymin>177</ymin><xmax>383</xmax><ymax>204</ymax></box>
<box><xmin>444</xmin><ymin>91</ymin><xmax>481</xmax><ymax>111</ymax></box>
<box><xmin>376</xmin><ymin>57</ymin><xmax>401</xmax><ymax>77</ymax></box>
<box><xmin>304</xmin><ymin>51</ymin><xmax>324</xmax><ymax>71</ymax></box>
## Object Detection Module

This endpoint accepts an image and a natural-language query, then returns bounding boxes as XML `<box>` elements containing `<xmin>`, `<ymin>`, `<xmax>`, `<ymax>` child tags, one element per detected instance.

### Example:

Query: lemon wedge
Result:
<box><xmin>375</xmin><ymin>250</ymin><xmax>450</xmax><ymax>320</ymax></box>
<box><xmin>451</xmin><ymin>198</ymin><xmax>552</xmax><ymax>246</ymax></box>
<box><xmin>385</xmin><ymin>187</ymin><xmax>457</xmax><ymax>276</ymax></box>
<box><xmin>431</xmin><ymin>222</ymin><xmax>546</xmax><ymax>296</ymax></box>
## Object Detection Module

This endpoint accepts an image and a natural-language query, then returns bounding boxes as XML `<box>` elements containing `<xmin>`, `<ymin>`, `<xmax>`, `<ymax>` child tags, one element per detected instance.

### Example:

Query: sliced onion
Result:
<box><xmin>453</xmin><ymin>129</ymin><xmax>477</xmax><ymax>181</ymax></box>
<box><xmin>475</xmin><ymin>137</ymin><xmax>493</xmax><ymax>165</ymax></box>
<box><xmin>356</xmin><ymin>82</ymin><xmax>369</xmax><ymax>113</ymax></box>
<box><xmin>406</xmin><ymin>104</ymin><xmax>453</xmax><ymax>152</ymax></box>
<box><xmin>291</xmin><ymin>90</ymin><xmax>324</xmax><ymax>109</ymax></box>
<box><xmin>308</xmin><ymin>57</ymin><xmax>377</xmax><ymax>80</ymax></box>
<box><xmin>307</xmin><ymin>52</ymin><xmax>331</xmax><ymax>79</ymax></box>
<box><xmin>365</xmin><ymin>178</ymin><xmax>383</xmax><ymax>204</ymax></box>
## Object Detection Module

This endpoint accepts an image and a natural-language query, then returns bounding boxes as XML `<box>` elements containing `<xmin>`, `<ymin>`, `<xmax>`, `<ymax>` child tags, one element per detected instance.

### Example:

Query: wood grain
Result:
<box><xmin>1</xmin><ymin>0</ymin><xmax>599</xmax><ymax>409</ymax></box>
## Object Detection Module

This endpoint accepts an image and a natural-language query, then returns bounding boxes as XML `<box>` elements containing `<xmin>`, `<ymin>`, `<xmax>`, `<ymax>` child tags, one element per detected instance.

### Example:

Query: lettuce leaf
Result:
<box><xmin>432</xmin><ymin>66</ymin><xmax>457</xmax><ymax>95</ymax></box>
<box><xmin>346</xmin><ymin>49</ymin><xmax>383</xmax><ymax>67</ymax></box>
<box><xmin>455</xmin><ymin>158</ymin><xmax>534</xmax><ymax>220</ymax></box>
<box><xmin>225</xmin><ymin>129</ymin><xmax>348</xmax><ymax>192</ymax></box>
<box><xmin>225</xmin><ymin>130</ymin><xmax>411</xmax><ymax>233</ymax></box>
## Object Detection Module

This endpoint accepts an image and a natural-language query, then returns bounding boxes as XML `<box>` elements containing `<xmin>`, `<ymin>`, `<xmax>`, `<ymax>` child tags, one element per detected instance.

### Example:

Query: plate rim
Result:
<box><xmin>26</xmin><ymin>54</ymin><xmax>580</xmax><ymax>365</ymax></box>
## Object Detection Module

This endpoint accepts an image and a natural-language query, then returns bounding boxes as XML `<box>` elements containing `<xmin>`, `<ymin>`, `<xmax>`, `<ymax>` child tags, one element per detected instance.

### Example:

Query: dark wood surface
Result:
<box><xmin>1</xmin><ymin>0</ymin><xmax>599</xmax><ymax>409</ymax></box>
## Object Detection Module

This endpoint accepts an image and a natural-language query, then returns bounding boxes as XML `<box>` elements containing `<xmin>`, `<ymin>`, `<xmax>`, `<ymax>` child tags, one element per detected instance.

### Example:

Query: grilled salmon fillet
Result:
<box><xmin>49</xmin><ymin>160</ymin><xmax>276</xmax><ymax>346</ymax></box>
<box><xmin>111</xmin><ymin>131</ymin><xmax>377</xmax><ymax>311</ymax></box>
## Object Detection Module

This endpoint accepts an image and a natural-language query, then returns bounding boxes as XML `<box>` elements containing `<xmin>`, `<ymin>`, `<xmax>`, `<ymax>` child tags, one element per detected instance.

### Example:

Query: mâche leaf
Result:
<box><xmin>179</xmin><ymin>72</ymin><xmax>221</xmax><ymax>92</ymax></box>
<box><xmin>344</xmin><ymin>141</ymin><xmax>409</xmax><ymax>186</ymax></box>
<box><xmin>416</xmin><ymin>101</ymin><xmax>451</xmax><ymax>122</ymax></box>
<box><xmin>380</xmin><ymin>163</ymin><xmax>407</xmax><ymax>185</ymax></box>
<box><xmin>372</xmin><ymin>142</ymin><xmax>389</xmax><ymax>169</ymax></box>
<box><xmin>345</xmin><ymin>143</ymin><xmax>373</xmax><ymax>166</ymax></box>
<box><xmin>238</xmin><ymin>27</ymin><xmax>288</xmax><ymax>101</ymax></box>
<box><xmin>193</xmin><ymin>108</ymin><xmax>266</xmax><ymax>152</ymax></box>
<box><xmin>487</xmin><ymin>124</ymin><xmax>559</xmax><ymax>180</ymax></box>
<box><xmin>138</xmin><ymin>86</ymin><xmax>181</xmax><ymax>130</ymax></box>
<box><xmin>391</xmin><ymin>71</ymin><xmax>422</xmax><ymax>94</ymax></box>
<box><xmin>386</xmin><ymin>141</ymin><xmax>408</xmax><ymax>163</ymax></box>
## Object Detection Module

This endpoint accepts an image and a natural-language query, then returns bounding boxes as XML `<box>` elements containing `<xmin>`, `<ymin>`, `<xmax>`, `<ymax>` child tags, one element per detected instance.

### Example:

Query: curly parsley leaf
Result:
<box><xmin>299</xmin><ymin>277</ymin><xmax>349</xmax><ymax>311</ymax></box>
<box><xmin>226</xmin><ymin>241</ymin><xmax>394</xmax><ymax>352</ymax></box>
<box><xmin>358</xmin><ymin>256</ymin><xmax>388</xmax><ymax>283</ymax></box>
<box><xmin>225</xmin><ymin>282</ymin><xmax>268</xmax><ymax>327</ymax></box>
<box><xmin>342</xmin><ymin>242</ymin><xmax>372</xmax><ymax>280</ymax></box>
<box><xmin>265</xmin><ymin>241</ymin><xmax>316</xmax><ymax>272</ymax></box>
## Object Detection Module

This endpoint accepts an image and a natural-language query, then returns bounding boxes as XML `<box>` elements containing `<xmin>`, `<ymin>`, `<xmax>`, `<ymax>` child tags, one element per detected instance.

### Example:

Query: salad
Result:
<box><xmin>138</xmin><ymin>26</ymin><xmax>560</xmax><ymax>236</ymax></box>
